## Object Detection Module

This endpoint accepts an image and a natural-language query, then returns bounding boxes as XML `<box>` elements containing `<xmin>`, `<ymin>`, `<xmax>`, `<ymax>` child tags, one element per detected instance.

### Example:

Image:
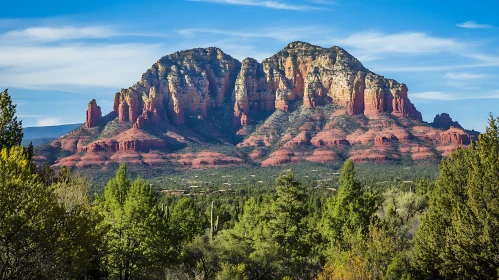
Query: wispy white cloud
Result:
<box><xmin>411</xmin><ymin>91</ymin><xmax>499</xmax><ymax>101</ymax></box>
<box><xmin>457</xmin><ymin>21</ymin><xmax>493</xmax><ymax>29</ymax></box>
<box><xmin>445</xmin><ymin>72</ymin><xmax>489</xmax><ymax>80</ymax></box>
<box><xmin>4</xmin><ymin>26</ymin><xmax>116</xmax><ymax>43</ymax></box>
<box><xmin>176</xmin><ymin>26</ymin><xmax>327</xmax><ymax>42</ymax></box>
<box><xmin>335</xmin><ymin>32</ymin><xmax>464</xmax><ymax>54</ymax></box>
<box><xmin>36</xmin><ymin>117</ymin><xmax>63</xmax><ymax>126</ymax></box>
<box><xmin>411</xmin><ymin>91</ymin><xmax>456</xmax><ymax>101</ymax></box>
<box><xmin>2</xmin><ymin>25</ymin><xmax>163</xmax><ymax>44</ymax></box>
<box><xmin>306</xmin><ymin>0</ymin><xmax>334</xmax><ymax>4</ymax></box>
<box><xmin>0</xmin><ymin>43</ymin><xmax>166</xmax><ymax>89</ymax></box>
<box><xmin>187</xmin><ymin>0</ymin><xmax>324</xmax><ymax>11</ymax></box>
<box><xmin>373</xmin><ymin>62</ymin><xmax>499</xmax><ymax>72</ymax></box>
<box><xmin>0</xmin><ymin>25</ymin><xmax>167</xmax><ymax>90</ymax></box>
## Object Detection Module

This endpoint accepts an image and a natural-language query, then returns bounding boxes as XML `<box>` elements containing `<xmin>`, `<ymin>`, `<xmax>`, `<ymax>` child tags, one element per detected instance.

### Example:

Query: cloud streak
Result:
<box><xmin>411</xmin><ymin>91</ymin><xmax>499</xmax><ymax>101</ymax></box>
<box><xmin>187</xmin><ymin>0</ymin><xmax>324</xmax><ymax>11</ymax></box>
<box><xmin>176</xmin><ymin>26</ymin><xmax>327</xmax><ymax>42</ymax></box>
<box><xmin>4</xmin><ymin>26</ymin><xmax>116</xmax><ymax>43</ymax></box>
<box><xmin>457</xmin><ymin>21</ymin><xmax>493</xmax><ymax>29</ymax></box>
<box><xmin>0</xmin><ymin>25</ymin><xmax>168</xmax><ymax>90</ymax></box>
<box><xmin>335</xmin><ymin>32</ymin><xmax>464</xmax><ymax>54</ymax></box>
<box><xmin>445</xmin><ymin>72</ymin><xmax>489</xmax><ymax>80</ymax></box>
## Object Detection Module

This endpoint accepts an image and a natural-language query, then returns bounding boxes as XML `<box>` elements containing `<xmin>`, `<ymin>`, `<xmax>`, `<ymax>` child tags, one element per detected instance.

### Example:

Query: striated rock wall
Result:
<box><xmin>84</xmin><ymin>42</ymin><xmax>422</xmax><ymax>130</ymax></box>
<box><xmin>84</xmin><ymin>99</ymin><xmax>102</xmax><ymax>128</ymax></box>
<box><xmin>78</xmin><ymin>129</ymin><xmax>167</xmax><ymax>153</ymax></box>
<box><xmin>113</xmin><ymin>47</ymin><xmax>241</xmax><ymax>127</ymax></box>
<box><xmin>232</xmin><ymin>42</ymin><xmax>422</xmax><ymax>126</ymax></box>
<box><xmin>233</xmin><ymin>58</ymin><xmax>274</xmax><ymax>125</ymax></box>
<box><xmin>439</xmin><ymin>126</ymin><xmax>471</xmax><ymax>145</ymax></box>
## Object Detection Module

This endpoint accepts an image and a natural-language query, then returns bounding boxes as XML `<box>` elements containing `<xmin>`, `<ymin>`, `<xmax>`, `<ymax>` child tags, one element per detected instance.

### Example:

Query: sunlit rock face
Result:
<box><xmin>232</xmin><ymin>41</ymin><xmax>422</xmax><ymax>126</ymax></box>
<box><xmin>113</xmin><ymin>47</ymin><xmax>240</xmax><ymax>127</ymax></box>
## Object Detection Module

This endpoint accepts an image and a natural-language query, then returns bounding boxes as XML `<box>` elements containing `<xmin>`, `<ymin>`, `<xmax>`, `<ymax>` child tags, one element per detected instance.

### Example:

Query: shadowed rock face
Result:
<box><xmin>44</xmin><ymin>42</ymin><xmax>476</xmax><ymax>168</ymax></box>
<box><xmin>431</xmin><ymin>113</ymin><xmax>463</xmax><ymax>129</ymax></box>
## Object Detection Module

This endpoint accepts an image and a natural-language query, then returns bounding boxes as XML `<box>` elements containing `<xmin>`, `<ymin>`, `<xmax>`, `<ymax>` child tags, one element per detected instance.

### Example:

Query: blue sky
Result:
<box><xmin>1</xmin><ymin>0</ymin><xmax>498</xmax><ymax>131</ymax></box>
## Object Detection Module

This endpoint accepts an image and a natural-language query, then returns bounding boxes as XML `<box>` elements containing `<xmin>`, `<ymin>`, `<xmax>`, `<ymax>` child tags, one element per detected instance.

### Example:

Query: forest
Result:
<box><xmin>1</xmin><ymin>88</ymin><xmax>499</xmax><ymax>280</ymax></box>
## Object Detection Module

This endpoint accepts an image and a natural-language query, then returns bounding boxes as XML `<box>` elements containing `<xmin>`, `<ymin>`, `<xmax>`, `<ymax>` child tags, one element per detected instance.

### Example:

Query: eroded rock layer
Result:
<box><xmin>232</xmin><ymin>42</ymin><xmax>422</xmax><ymax>126</ymax></box>
<box><xmin>113</xmin><ymin>47</ymin><xmax>241</xmax><ymax>127</ymax></box>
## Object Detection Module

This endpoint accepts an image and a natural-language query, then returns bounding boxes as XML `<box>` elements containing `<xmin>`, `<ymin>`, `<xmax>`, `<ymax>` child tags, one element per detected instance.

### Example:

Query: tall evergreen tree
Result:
<box><xmin>321</xmin><ymin>160</ymin><xmax>377</xmax><ymax>251</ymax></box>
<box><xmin>0</xmin><ymin>89</ymin><xmax>23</xmax><ymax>150</ymax></box>
<box><xmin>269</xmin><ymin>174</ymin><xmax>310</xmax><ymax>277</ymax></box>
<box><xmin>414</xmin><ymin>115</ymin><xmax>499</xmax><ymax>279</ymax></box>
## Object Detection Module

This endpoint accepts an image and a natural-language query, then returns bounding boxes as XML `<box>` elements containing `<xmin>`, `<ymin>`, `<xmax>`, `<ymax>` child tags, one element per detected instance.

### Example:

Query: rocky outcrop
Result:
<box><xmin>439</xmin><ymin>126</ymin><xmax>471</xmax><ymax>145</ymax></box>
<box><xmin>78</xmin><ymin>129</ymin><xmax>167</xmax><ymax>153</ymax></box>
<box><xmin>232</xmin><ymin>41</ymin><xmax>422</xmax><ymax>126</ymax></box>
<box><xmin>431</xmin><ymin>113</ymin><xmax>462</xmax><ymax>129</ymax></box>
<box><xmin>84</xmin><ymin>42</ymin><xmax>421</xmax><ymax>130</ymax></box>
<box><xmin>113</xmin><ymin>47</ymin><xmax>240</xmax><ymax>127</ymax></box>
<box><xmin>84</xmin><ymin>99</ymin><xmax>102</xmax><ymax>128</ymax></box>
<box><xmin>233</xmin><ymin>58</ymin><xmax>273</xmax><ymax>126</ymax></box>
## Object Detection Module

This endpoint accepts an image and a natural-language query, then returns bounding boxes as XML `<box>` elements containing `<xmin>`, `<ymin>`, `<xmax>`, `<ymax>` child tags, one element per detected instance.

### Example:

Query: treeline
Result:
<box><xmin>1</xmin><ymin>89</ymin><xmax>499</xmax><ymax>279</ymax></box>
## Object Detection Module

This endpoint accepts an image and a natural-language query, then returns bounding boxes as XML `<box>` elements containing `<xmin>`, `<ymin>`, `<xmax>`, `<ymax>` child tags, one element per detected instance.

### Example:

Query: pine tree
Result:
<box><xmin>321</xmin><ymin>160</ymin><xmax>377</xmax><ymax>251</ymax></box>
<box><xmin>269</xmin><ymin>173</ymin><xmax>310</xmax><ymax>277</ymax></box>
<box><xmin>0</xmin><ymin>89</ymin><xmax>23</xmax><ymax>150</ymax></box>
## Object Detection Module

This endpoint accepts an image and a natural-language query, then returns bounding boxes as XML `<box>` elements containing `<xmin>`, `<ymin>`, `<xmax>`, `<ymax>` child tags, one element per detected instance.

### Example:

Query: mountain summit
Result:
<box><xmin>40</xmin><ymin>42</ymin><xmax>475</xmax><ymax>168</ymax></box>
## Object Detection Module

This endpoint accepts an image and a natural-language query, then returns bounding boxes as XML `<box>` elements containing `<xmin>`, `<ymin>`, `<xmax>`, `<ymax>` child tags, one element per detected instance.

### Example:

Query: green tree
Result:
<box><xmin>99</xmin><ymin>164</ymin><xmax>173</xmax><ymax>279</ymax></box>
<box><xmin>0</xmin><ymin>89</ymin><xmax>23</xmax><ymax>150</ymax></box>
<box><xmin>50</xmin><ymin>171</ymin><xmax>105</xmax><ymax>278</ymax></box>
<box><xmin>269</xmin><ymin>174</ymin><xmax>310</xmax><ymax>277</ymax></box>
<box><xmin>214</xmin><ymin>174</ymin><xmax>314</xmax><ymax>279</ymax></box>
<box><xmin>0</xmin><ymin>146</ymin><xmax>102</xmax><ymax>279</ymax></box>
<box><xmin>413</xmin><ymin>115</ymin><xmax>499</xmax><ymax>279</ymax></box>
<box><xmin>170</xmin><ymin>197</ymin><xmax>207</xmax><ymax>244</ymax></box>
<box><xmin>321</xmin><ymin>160</ymin><xmax>378</xmax><ymax>251</ymax></box>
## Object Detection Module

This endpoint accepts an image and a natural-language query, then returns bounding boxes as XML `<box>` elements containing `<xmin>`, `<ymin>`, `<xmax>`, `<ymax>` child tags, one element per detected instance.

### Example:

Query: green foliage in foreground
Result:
<box><xmin>414</xmin><ymin>115</ymin><xmax>499</xmax><ymax>279</ymax></box>
<box><xmin>1</xmin><ymin>115</ymin><xmax>499</xmax><ymax>279</ymax></box>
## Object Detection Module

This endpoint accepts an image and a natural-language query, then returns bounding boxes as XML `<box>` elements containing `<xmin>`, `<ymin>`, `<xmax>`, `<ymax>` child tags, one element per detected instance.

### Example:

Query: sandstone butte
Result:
<box><xmin>41</xmin><ymin>41</ymin><xmax>477</xmax><ymax>168</ymax></box>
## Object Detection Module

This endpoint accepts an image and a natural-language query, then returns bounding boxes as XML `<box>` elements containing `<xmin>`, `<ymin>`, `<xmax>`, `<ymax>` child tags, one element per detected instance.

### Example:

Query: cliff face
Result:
<box><xmin>108</xmin><ymin>42</ymin><xmax>421</xmax><ymax>129</ymax></box>
<box><xmin>232</xmin><ymin>42</ymin><xmax>422</xmax><ymax>126</ymax></box>
<box><xmin>113</xmin><ymin>47</ymin><xmax>241</xmax><ymax>128</ymax></box>
<box><xmin>45</xmin><ymin>41</ymin><xmax>475</xmax><ymax>168</ymax></box>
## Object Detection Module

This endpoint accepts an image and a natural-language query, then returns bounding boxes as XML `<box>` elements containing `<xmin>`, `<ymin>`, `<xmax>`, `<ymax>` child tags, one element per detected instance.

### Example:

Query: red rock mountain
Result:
<box><xmin>41</xmin><ymin>42</ymin><xmax>476</xmax><ymax>168</ymax></box>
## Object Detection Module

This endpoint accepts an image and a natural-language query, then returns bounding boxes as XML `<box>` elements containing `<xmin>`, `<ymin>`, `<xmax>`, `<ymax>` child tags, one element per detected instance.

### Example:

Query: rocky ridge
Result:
<box><xmin>44</xmin><ymin>42</ymin><xmax>476</xmax><ymax>168</ymax></box>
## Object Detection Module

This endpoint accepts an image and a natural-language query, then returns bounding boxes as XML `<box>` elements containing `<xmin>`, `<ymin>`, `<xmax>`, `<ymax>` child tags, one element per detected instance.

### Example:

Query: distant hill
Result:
<box><xmin>22</xmin><ymin>124</ymin><xmax>81</xmax><ymax>146</ymax></box>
